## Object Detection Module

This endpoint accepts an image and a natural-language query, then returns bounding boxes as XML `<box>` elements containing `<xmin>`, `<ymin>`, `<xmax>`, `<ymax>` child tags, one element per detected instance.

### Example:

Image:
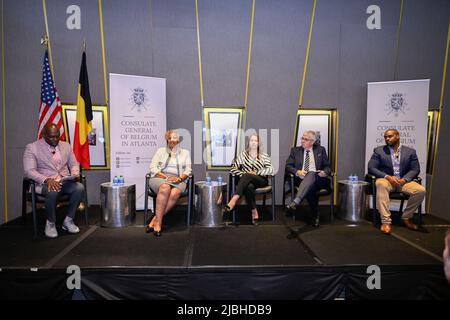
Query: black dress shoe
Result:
<box><xmin>146</xmin><ymin>225</ymin><xmax>154</xmax><ymax>233</ymax></box>
<box><xmin>153</xmin><ymin>229</ymin><xmax>162</xmax><ymax>237</ymax></box>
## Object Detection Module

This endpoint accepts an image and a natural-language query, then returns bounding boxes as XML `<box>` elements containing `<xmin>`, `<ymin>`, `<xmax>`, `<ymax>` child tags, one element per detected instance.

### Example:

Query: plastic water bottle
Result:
<box><xmin>217</xmin><ymin>175</ymin><xmax>222</xmax><ymax>186</ymax></box>
<box><xmin>348</xmin><ymin>174</ymin><xmax>355</xmax><ymax>183</ymax></box>
<box><xmin>353</xmin><ymin>174</ymin><xmax>359</xmax><ymax>182</ymax></box>
<box><xmin>113</xmin><ymin>176</ymin><xmax>119</xmax><ymax>186</ymax></box>
<box><xmin>119</xmin><ymin>175</ymin><xmax>124</xmax><ymax>186</ymax></box>
<box><xmin>206</xmin><ymin>176</ymin><xmax>211</xmax><ymax>185</ymax></box>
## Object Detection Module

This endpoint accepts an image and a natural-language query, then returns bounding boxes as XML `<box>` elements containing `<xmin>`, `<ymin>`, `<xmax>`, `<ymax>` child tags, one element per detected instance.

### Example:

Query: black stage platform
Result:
<box><xmin>1</xmin><ymin>205</ymin><xmax>449</xmax><ymax>300</ymax></box>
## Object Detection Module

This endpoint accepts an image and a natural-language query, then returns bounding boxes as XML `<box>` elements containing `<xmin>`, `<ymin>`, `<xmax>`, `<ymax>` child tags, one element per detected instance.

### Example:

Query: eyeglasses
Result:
<box><xmin>301</xmin><ymin>137</ymin><xmax>313</xmax><ymax>141</ymax></box>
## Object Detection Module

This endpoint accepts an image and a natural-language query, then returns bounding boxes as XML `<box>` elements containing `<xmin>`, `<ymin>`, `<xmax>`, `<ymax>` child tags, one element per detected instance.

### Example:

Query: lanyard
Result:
<box><xmin>161</xmin><ymin>150</ymin><xmax>181</xmax><ymax>176</ymax></box>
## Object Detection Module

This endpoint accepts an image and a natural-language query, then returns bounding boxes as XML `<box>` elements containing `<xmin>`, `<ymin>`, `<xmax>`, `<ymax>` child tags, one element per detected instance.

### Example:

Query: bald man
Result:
<box><xmin>368</xmin><ymin>129</ymin><xmax>425</xmax><ymax>235</ymax></box>
<box><xmin>23</xmin><ymin>124</ymin><xmax>84</xmax><ymax>238</ymax></box>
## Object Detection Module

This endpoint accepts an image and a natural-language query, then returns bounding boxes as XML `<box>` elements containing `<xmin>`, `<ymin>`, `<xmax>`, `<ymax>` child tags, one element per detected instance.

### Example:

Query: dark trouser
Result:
<box><xmin>234</xmin><ymin>174</ymin><xmax>268</xmax><ymax>210</ymax></box>
<box><xmin>41</xmin><ymin>181</ymin><xmax>85</xmax><ymax>223</ymax></box>
<box><xmin>294</xmin><ymin>172</ymin><xmax>330</xmax><ymax>215</ymax></box>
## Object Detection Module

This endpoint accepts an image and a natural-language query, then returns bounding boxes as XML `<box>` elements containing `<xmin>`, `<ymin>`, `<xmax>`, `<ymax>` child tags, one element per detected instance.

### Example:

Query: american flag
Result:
<box><xmin>37</xmin><ymin>50</ymin><xmax>65</xmax><ymax>140</ymax></box>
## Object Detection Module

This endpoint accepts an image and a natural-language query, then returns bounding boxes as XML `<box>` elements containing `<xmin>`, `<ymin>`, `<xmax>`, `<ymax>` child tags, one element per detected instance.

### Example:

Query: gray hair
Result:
<box><xmin>303</xmin><ymin>130</ymin><xmax>316</xmax><ymax>142</ymax></box>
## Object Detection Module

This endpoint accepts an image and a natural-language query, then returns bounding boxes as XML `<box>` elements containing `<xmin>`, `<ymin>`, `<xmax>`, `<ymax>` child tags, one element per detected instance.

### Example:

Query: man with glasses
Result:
<box><xmin>285</xmin><ymin>131</ymin><xmax>331</xmax><ymax>224</ymax></box>
<box><xmin>368</xmin><ymin>129</ymin><xmax>425</xmax><ymax>235</ymax></box>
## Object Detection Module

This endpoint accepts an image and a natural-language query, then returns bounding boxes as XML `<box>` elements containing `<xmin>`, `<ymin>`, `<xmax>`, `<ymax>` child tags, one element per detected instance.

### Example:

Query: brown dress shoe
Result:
<box><xmin>403</xmin><ymin>219</ymin><xmax>418</xmax><ymax>231</ymax></box>
<box><xmin>380</xmin><ymin>223</ymin><xmax>391</xmax><ymax>235</ymax></box>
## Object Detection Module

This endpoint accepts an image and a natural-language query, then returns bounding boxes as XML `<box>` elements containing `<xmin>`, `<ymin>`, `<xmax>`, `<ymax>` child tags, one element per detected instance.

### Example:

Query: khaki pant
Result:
<box><xmin>375</xmin><ymin>178</ymin><xmax>426</xmax><ymax>224</ymax></box>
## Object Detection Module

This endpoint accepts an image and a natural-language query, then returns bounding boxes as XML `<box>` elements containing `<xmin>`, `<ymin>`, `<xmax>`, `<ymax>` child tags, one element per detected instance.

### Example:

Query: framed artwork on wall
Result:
<box><xmin>62</xmin><ymin>104</ymin><xmax>110</xmax><ymax>169</ymax></box>
<box><xmin>204</xmin><ymin>107</ymin><xmax>244</xmax><ymax>170</ymax></box>
<box><xmin>293</xmin><ymin>109</ymin><xmax>333</xmax><ymax>155</ymax></box>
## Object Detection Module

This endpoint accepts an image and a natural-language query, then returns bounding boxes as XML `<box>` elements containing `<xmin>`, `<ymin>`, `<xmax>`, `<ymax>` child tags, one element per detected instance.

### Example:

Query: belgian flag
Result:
<box><xmin>73</xmin><ymin>51</ymin><xmax>93</xmax><ymax>169</ymax></box>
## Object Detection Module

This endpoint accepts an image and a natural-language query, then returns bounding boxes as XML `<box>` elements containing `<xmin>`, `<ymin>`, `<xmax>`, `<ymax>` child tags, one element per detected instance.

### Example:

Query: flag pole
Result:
<box><xmin>78</xmin><ymin>38</ymin><xmax>86</xmax><ymax>210</ymax></box>
<box><xmin>40</xmin><ymin>35</ymin><xmax>49</xmax><ymax>48</ymax></box>
<box><xmin>80</xmin><ymin>38</ymin><xmax>85</xmax><ymax>178</ymax></box>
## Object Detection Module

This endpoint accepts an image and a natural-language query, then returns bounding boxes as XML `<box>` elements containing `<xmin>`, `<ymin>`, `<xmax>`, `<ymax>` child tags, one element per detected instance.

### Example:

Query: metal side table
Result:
<box><xmin>100</xmin><ymin>182</ymin><xmax>136</xmax><ymax>227</ymax></box>
<box><xmin>337</xmin><ymin>180</ymin><xmax>369</xmax><ymax>222</ymax></box>
<box><xmin>194</xmin><ymin>181</ymin><xmax>227</xmax><ymax>227</ymax></box>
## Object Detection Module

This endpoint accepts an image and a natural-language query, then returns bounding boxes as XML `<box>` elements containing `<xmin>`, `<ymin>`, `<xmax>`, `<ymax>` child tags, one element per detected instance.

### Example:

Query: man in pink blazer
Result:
<box><xmin>23</xmin><ymin>124</ymin><xmax>84</xmax><ymax>238</ymax></box>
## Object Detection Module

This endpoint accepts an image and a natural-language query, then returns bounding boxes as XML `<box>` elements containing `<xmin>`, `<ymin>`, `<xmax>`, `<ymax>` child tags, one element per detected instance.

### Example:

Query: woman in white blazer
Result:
<box><xmin>146</xmin><ymin>129</ymin><xmax>192</xmax><ymax>237</ymax></box>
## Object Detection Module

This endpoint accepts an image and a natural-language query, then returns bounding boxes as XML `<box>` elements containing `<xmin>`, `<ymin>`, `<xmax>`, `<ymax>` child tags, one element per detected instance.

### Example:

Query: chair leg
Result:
<box><xmin>272</xmin><ymin>192</ymin><xmax>276</xmax><ymax>221</ymax></box>
<box><xmin>315</xmin><ymin>210</ymin><xmax>320</xmax><ymax>228</ymax></box>
<box><xmin>144</xmin><ymin>179</ymin><xmax>149</xmax><ymax>225</ymax></box>
<box><xmin>22</xmin><ymin>185</ymin><xmax>27</xmax><ymax>226</ymax></box>
<box><xmin>231</xmin><ymin>178</ymin><xmax>237</xmax><ymax>225</ymax></box>
<box><xmin>372</xmin><ymin>195</ymin><xmax>378</xmax><ymax>226</ymax></box>
<box><xmin>187</xmin><ymin>183</ymin><xmax>193</xmax><ymax>227</ymax></box>
<box><xmin>84</xmin><ymin>191</ymin><xmax>89</xmax><ymax>226</ymax></box>
<box><xmin>291</xmin><ymin>185</ymin><xmax>296</xmax><ymax>222</ymax></box>
<box><xmin>31</xmin><ymin>192</ymin><xmax>38</xmax><ymax>239</ymax></box>
<box><xmin>399</xmin><ymin>199</ymin><xmax>405</xmax><ymax>214</ymax></box>
<box><xmin>330</xmin><ymin>196</ymin><xmax>334</xmax><ymax>223</ymax></box>
<box><xmin>262</xmin><ymin>195</ymin><xmax>266</xmax><ymax>220</ymax></box>
<box><xmin>418</xmin><ymin>202</ymin><xmax>422</xmax><ymax>226</ymax></box>
<box><xmin>187</xmin><ymin>202</ymin><xmax>191</xmax><ymax>227</ymax></box>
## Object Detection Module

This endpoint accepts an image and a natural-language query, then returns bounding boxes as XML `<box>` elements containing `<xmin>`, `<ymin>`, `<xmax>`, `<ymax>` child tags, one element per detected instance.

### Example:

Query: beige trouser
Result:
<box><xmin>375</xmin><ymin>178</ymin><xmax>426</xmax><ymax>224</ymax></box>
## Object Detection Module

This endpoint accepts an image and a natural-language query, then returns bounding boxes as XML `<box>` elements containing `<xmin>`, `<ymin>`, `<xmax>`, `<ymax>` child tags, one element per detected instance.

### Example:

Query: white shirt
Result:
<box><xmin>302</xmin><ymin>148</ymin><xmax>316</xmax><ymax>172</ymax></box>
<box><xmin>149</xmin><ymin>146</ymin><xmax>192</xmax><ymax>177</ymax></box>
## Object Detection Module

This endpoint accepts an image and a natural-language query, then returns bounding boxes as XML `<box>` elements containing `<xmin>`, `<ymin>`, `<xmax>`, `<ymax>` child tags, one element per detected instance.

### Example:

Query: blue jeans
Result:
<box><xmin>41</xmin><ymin>181</ymin><xmax>85</xmax><ymax>223</ymax></box>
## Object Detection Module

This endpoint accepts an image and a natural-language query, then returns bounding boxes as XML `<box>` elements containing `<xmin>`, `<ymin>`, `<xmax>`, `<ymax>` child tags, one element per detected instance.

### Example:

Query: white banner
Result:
<box><xmin>110</xmin><ymin>74</ymin><xmax>166</xmax><ymax>210</ymax></box>
<box><xmin>366</xmin><ymin>79</ymin><xmax>429</xmax><ymax>207</ymax></box>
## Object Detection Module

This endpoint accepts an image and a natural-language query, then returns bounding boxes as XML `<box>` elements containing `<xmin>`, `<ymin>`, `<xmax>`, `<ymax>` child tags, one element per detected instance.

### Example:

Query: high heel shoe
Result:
<box><xmin>145</xmin><ymin>212</ymin><xmax>156</xmax><ymax>233</ymax></box>
<box><xmin>223</xmin><ymin>205</ymin><xmax>233</xmax><ymax>221</ymax></box>
<box><xmin>153</xmin><ymin>226</ymin><xmax>162</xmax><ymax>237</ymax></box>
<box><xmin>223</xmin><ymin>205</ymin><xmax>232</xmax><ymax>214</ymax></box>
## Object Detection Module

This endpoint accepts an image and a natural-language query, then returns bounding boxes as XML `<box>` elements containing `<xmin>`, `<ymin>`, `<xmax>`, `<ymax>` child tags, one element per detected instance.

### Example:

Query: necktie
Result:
<box><xmin>304</xmin><ymin>150</ymin><xmax>310</xmax><ymax>172</ymax></box>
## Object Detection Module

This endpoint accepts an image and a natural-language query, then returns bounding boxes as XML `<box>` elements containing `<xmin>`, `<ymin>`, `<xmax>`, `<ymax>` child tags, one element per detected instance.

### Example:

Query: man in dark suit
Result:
<box><xmin>285</xmin><ymin>131</ymin><xmax>331</xmax><ymax>221</ymax></box>
<box><xmin>368</xmin><ymin>129</ymin><xmax>425</xmax><ymax>235</ymax></box>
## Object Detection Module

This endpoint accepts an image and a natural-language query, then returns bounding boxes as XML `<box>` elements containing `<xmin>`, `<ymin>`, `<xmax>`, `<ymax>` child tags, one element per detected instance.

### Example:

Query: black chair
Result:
<box><xmin>227</xmin><ymin>173</ymin><xmax>276</xmax><ymax>224</ymax></box>
<box><xmin>21</xmin><ymin>175</ymin><xmax>89</xmax><ymax>239</ymax></box>
<box><xmin>143</xmin><ymin>174</ymin><xmax>194</xmax><ymax>226</ymax></box>
<box><xmin>282</xmin><ymin>172</ymin><xmax>335</xmax><ymax>227</ymax></box>
<box><xmin>365</xmin><ymin>174</ymin><xmax>423</xmax><ymax>226</ymax></box>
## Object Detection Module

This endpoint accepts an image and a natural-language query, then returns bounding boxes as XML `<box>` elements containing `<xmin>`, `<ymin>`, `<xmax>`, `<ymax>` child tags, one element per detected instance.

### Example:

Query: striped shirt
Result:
<box><xmin>230</xmin><ymin>151</ymin><xmax>274</xmax><ymax>177</ymax></box>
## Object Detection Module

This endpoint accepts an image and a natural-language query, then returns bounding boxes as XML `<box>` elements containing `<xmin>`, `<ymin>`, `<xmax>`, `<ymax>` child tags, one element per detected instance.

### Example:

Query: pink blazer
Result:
<box><xmin>23</xmin><ymin>139</ymin><xmax>80</xmax><ymax>193</ymax></box>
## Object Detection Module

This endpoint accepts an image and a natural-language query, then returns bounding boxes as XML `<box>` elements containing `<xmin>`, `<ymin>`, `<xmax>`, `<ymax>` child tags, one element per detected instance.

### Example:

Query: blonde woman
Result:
<box><xmin>147</xmin><ymin>130</ymin><xmax>192</xmax><ymax>236</ymax></box>
<box><xmin>225</xmin><ymin>134</ymin><xmax>273</xmax><ymax>224</ymax></box>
